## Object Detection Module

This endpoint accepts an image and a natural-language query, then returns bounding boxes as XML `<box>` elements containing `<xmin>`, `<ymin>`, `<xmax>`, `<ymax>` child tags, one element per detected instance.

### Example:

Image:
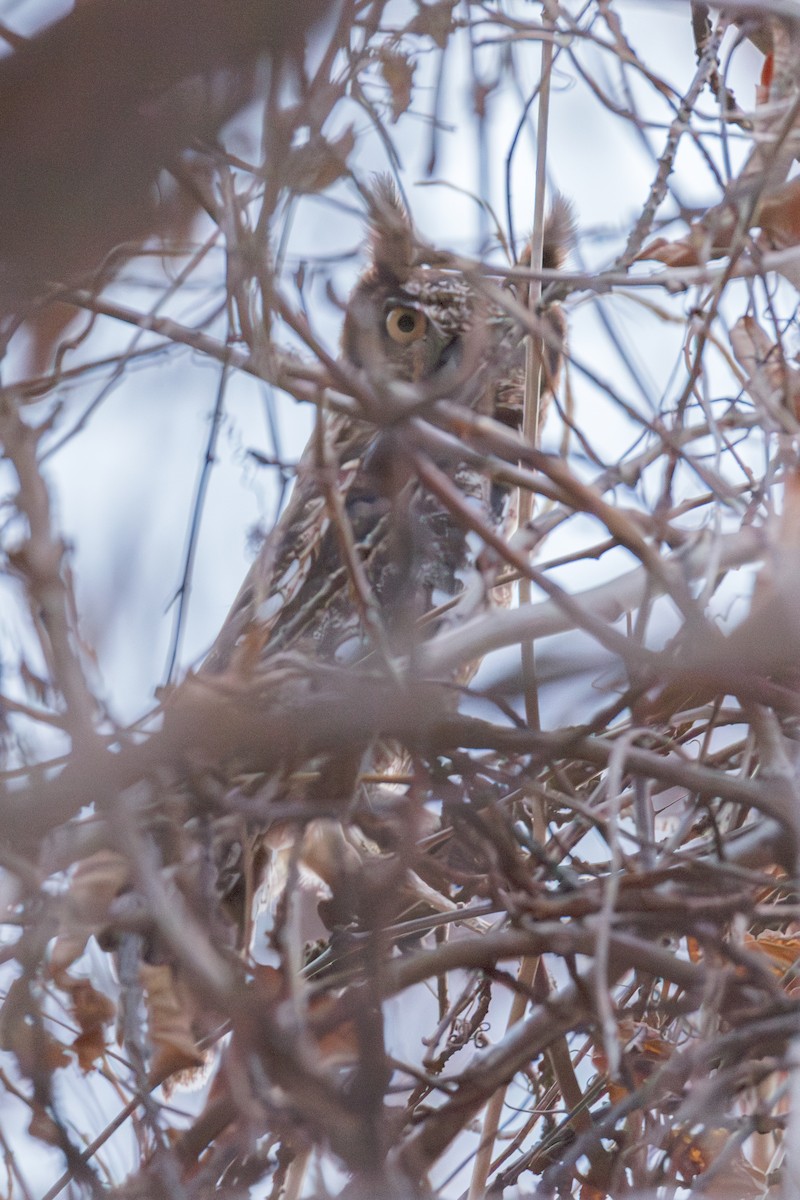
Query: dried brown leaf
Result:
<box><xmin>640</xmin><ymin>176</ymin><xmax>800</xmax><ymax>273</ymax></box>
<box><xmin>637</xmin><ymin>234</ymin><xmax>703</xmax><ymax>268</ymax></box>
<box><xmin>140</xmin><ymin>962</ymin><xmax>204</xmax><ymax>1080</ymax></box>
<box><xmin>64</xmin><ymin>850</ymin><xmax>130</xmax><ymax>924</ymax></box>
<box><xmin>50</xmin><ymin>850</ymin><xmax>131</xmax><ymax>976</ymax></box>
<box><xmin>668</xmin><ymin>1127</ymin><xmax>713</xmax><ymax>1183</ymax></box>
<box><xmin>756</xmin><ymin>177</ymin><xmax>800</xmax><ymax>249</ymax></box>
<box><xmin>28</xmin><ymin>1106</ymin><xmax>62</xmax><ymax>1147</ymax></box>
<box><xmin>669</xmin><ymin>1126</ymin><xmax>766</xmax><ymax>1195</ymax></box>
<box><xmin>730</xmin><ymin>314</ymin><xmax>787</xmax><ymax>408</ymax></box>
<box><xmin>744</xmin><ymin>931</ymin><xmax>800</xmax><ymax>972</ymax></box>
<box><xmin>408</xmin><ymin>0</ymin><xmax>458</xmax><ymax>49</ymax></box>
<box><xmin>62</xmin><ymin>976</ymin><xmax>116</xmax><ymax>1071</ymax></box>
<box><xmin>378</xmin><ymin>49</ymin><xmax>415</xmax><ymax>123</ymax></box>
<box><xmin>592</xmin><ymin>1018</ymin><xmax>671</xmax><ymax>1103</ymax></box>
<box><xmin>49</xmin><ymin>932</ymin><xmax>91</xmax><ymax>980</ymax></box>
<box><xmin>284</xmin><ymin>127</ymin><xmax>355</xmax><ymax>195</ymax></box>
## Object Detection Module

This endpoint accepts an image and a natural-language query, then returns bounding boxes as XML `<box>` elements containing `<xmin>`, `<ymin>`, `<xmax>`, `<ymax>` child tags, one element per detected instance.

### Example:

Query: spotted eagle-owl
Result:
<box><xmin>192</xmin><ymin>179</ymin><xmax>574</xmax><ymax>940</ymax></box>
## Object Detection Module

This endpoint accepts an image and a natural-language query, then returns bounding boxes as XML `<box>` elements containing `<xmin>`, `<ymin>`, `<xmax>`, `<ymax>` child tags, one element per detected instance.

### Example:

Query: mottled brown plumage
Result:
<box><xmin>206</xmin><ymin>179</ymin><xmax>573</xmax><ymax>680</ymax></box>
<box><xmin>197</xmin><ymin>179</ymin><xmax>574</xmax><ymax>943</ymax></box>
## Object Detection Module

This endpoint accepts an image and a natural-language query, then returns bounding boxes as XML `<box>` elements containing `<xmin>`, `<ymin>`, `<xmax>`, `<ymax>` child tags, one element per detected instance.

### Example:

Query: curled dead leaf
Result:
<box><xmin>592</xmin><ymin>1017</ymin><xmax>671</xmax><ymax>1103</ymax></box>
<box><xmin>284</xmin><ymin>127</ymin><xmax>355</xmax><ymax>195</ymax></box>
<box><xmin>744</xmin><ymin>930</ymin><xmax>800</xmax><ymax>974</ymax></box>
<box><xmin>62</xmin><ymin>850</ymin><xmax>130</xmax><ymax>924</ymax></box>
<box><xmin>730</xmin><ymin>314</ymin><xmax>800</xmax><ymax>417</ymax></box>
<box><xmin>378</xmin><ymin>49</ymin><xmax>415</xmax><ymax>123</ymax></box>
<box><xmin>50</xmin><ymin>850</ymin><xmax>130</xmax><ymax>976</ymax></box>
<box><xmin>755</xmin><ymin>177</ymin><xmax>800</xmax><ymax>249</ymax></box>
<box><xmin>140</xmin><ymin>962</ymin><xmax>205</xmax><ymax>1082</ymax></box>
<box><xmin>637</xmin><ymin>235</ymin><xmax>703</xmax><ymax>268</ymax></box>
<box><xmin>61</xmin><ymin>976</ymin><xmax>116</xmax><ymax>1071</ymax></box>
<box><xmin>668</xmin><ymin>1125</ymin><xmax>765</xmax><ymax>1194</ymax></box>
<box><xmin>639</xmin><ymin>177</ymin><xmax>800</xmax><ymax>274</ymax></box>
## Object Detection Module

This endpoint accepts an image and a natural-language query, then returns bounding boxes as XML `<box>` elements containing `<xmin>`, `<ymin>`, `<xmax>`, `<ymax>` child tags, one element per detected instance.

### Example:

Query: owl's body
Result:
<box><xmin>205</xmin><ymin>181</ymin><xmax>572</xmax><ymax>682</ymax></box>
<box><xmin>182</xmin><ymin>183</ymin><xmax>575</xmax><ymax>949</ymax></box>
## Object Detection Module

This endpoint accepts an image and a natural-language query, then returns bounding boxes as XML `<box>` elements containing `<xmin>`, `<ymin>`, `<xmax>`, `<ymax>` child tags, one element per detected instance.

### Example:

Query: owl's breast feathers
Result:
<box><xmin>204</xmin><ymin>419</ymin><xmax>505</xmax><ymax>675</ymax></box>
<box><xmin>204</xmin><ymin>184</ymin><xmax>572</xmax><ymax>679</ymax></box>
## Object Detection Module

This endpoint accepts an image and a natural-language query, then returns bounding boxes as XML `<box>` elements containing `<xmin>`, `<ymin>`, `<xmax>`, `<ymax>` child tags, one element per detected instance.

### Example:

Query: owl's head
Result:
<box><xmin>341</xmin><ymin>177</ymin><xmax>479</xmax><ymax>396</ymax></box>
<box><xmin>341</xmin><ymin>178</ymin><xmax>573</xmax><ymax>428</ymax></box>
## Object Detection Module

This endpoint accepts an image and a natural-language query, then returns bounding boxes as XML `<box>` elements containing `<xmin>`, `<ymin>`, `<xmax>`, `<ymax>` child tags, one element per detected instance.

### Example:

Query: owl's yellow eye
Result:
<box><xmin>385</xmin><ymin>306</ymin><xmax>427</xmax><ymax>345</ymax></box>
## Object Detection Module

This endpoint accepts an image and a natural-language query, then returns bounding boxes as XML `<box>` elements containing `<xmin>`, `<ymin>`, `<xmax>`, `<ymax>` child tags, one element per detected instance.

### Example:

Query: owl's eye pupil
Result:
<box><xmin>385</xmin><ymin>305</ymin><xmax>427</xmax><ymax>344</ymax></box>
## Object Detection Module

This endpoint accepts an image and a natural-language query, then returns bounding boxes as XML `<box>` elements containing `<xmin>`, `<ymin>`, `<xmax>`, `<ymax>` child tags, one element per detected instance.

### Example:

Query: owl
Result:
<box><xmin>192</xmin><ymin>179</ymin><xmax>574</xmax><ymax>944</ymax></box>
<box><xmin>204</xmin><ymin>179</ymin><xmax>573</xmax><ymax>681</ymax></box>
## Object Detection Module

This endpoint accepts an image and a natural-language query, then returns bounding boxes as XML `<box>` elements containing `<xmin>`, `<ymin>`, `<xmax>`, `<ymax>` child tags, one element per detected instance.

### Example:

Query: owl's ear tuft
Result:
<box><xmin>541</xmin><ymin>193</ymin><xmax>577</xmax><ymax>271</ymax></box>
<box><xmin>365</xmin><ymin>174</ymin><xmax>415</xmax><ymax>282</ymax></box>
<box><xmin>517</xmin><ymin>193</ymin><xmax>576</xmax><ymax>273</ymax></box>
